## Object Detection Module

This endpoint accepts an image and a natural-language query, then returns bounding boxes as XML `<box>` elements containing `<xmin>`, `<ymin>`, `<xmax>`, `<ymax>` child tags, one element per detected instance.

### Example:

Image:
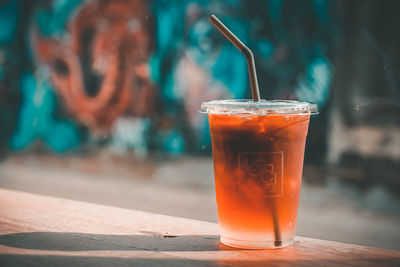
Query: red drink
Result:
<box><xmin>202</xmin><ymin>100</ymin><xmax>316</xmax><ymax>249</ymax></box>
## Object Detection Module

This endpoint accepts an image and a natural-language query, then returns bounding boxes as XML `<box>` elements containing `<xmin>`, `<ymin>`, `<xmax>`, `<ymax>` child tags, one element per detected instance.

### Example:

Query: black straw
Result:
<box><xmin>209</xmin><ymin>15</ymin><xmax>261</xmax><ymax>102</ymax></box>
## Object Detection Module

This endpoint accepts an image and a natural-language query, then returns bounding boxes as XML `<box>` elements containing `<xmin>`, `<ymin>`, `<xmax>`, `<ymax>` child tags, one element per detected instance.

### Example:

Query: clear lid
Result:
<box><xmin>201</xmin><ymin>99</ymin><xmax>318</xmax><ymax>115</ymax></box>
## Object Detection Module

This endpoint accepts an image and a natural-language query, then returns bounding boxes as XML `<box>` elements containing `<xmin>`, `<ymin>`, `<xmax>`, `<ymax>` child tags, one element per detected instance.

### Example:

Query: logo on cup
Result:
<box><xmin>239</xmin><ymin>152</ymin><xmax>283</xmax><ymax>197</ymax></box>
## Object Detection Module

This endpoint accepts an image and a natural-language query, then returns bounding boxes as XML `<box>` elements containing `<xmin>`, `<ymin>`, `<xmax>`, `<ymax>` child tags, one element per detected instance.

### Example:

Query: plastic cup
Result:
<box><xmin>201</xmin><ymin>99</ymin><xmax>318</xmax><ymax>249</ymax></box>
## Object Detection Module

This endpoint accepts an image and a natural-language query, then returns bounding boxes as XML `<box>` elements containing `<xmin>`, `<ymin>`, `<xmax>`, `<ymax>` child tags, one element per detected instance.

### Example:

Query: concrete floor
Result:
<box><xmin>0</xmin><ymin>153</ymin><xmax>399</xmax><ymax>251</ymax></box>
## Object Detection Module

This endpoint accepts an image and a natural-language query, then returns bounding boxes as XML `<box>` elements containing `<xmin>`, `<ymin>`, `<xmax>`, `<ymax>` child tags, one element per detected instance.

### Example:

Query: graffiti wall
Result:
<box><xmin>0</xmin><ymin>0</ymin><xmax>335</xmax><ymax>157</ymax></box>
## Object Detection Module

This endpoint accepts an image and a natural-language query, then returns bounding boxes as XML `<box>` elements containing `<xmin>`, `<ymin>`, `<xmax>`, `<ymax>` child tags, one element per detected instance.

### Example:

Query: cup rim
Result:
<box><xmin>200</xmin><ymin>99</ymin><xmax>318</xmax><ymax>116</ymax></box>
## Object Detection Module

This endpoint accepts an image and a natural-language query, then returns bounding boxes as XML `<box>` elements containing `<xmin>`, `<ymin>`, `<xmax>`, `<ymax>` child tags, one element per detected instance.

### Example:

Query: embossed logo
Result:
<box><xmin>239</xmin><ymin>152</ymin><xmax>284</xmax><ymax>197</ymax></box>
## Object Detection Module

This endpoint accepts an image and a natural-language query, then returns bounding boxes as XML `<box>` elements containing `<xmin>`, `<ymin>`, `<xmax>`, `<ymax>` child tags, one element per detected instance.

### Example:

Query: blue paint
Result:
<box><xmin>36</xmin><ymin>0</ymin><xmax>82</xmax><ymax>36</ymax></box>
<box><xmin>10</xmin><ymin>72</ymin><xmax>80</xmax><ymax>152</ymax></box>
<box><xmin>162</xmin><ymin>129</ymin><xmax>185</xmax><ymax>155</ymax></box>
<box><xmin>212</xmin><ymin>44</ymin><xmax>247</xmax><ymax>98</ymax></box>
<box><xmin>0</xmin><ymin>0</ymin><xmax>18</xmax><ymax>44</ymax></box>
<box><xmin>295</xmin><ymin>56</ymin><xmax>331</xmax><ymax>105</ymax></box>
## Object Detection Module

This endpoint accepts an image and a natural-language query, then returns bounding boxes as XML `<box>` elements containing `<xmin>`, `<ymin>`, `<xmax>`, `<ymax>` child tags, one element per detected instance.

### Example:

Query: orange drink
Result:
<box><xmin>202</xmin><ymin>100</ymin><xmax>317</xmax><ymax>249</ymax></box>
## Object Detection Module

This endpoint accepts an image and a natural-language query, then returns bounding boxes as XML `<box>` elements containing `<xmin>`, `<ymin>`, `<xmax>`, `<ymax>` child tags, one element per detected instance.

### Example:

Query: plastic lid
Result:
<box><xmin>201</xmin><ymin>99</ymin><xmax>318</xmax><ymax>115</ymax></box>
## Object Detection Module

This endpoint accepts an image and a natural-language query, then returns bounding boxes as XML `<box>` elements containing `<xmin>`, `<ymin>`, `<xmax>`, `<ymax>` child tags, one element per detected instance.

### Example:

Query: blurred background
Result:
<box><xmin>0</xmin><ymin>0</ymin><xmax>399</xmax><ymax>250</ymax></box>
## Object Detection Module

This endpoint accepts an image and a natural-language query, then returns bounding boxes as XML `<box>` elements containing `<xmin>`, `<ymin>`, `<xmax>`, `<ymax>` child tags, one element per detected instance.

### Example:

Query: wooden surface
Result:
<box><xmin>0</xmin><ymin>189</ymin><xmax>399</xmax><ymax>266</ymax></box>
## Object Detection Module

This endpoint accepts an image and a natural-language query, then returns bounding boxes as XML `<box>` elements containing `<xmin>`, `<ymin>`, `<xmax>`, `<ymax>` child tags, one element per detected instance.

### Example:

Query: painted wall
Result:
<box><xmin>0</xmin><ymin>0</ymin><xmax>335</xmax><ymax>158</ymax></box>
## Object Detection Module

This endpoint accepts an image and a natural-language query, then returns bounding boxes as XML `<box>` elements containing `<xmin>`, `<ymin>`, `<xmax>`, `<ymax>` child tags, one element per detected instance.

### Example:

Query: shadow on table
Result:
<box><xmin>0</xmin><ymin>232</ymin><xmax>230</xmax><ymax>252</ymax></box>
<box><xmin>1</xmin><ymin>233</ymin><xmax>399</xmax><ymax>266</ymax></box>
<box><xmin>0</xmin><ymin>254</ymin><xmax>397</xmax><ymax>267</ymax></box>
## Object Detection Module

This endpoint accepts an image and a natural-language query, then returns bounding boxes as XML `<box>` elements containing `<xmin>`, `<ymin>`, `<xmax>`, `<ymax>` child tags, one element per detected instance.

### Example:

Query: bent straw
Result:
<box><xmin>209</xmin><ymin>14</ymin><xmax>282</xmax><ymax>247</ymax></box>
<box><xmin>209</xmin><ymin>15</ymin><xmax>260</xmax><ymax>102</ymax></box>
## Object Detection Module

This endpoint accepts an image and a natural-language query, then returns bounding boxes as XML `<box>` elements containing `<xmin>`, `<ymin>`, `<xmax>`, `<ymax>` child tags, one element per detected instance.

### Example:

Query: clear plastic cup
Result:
<box><xmin>201</xmin><ymin>99</ymin><xmax>318</xmax><ymax>249</ymax></box>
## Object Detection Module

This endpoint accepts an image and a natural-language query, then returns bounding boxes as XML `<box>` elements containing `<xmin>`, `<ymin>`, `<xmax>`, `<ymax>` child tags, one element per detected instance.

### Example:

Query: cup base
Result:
<box><xmin>220</xmin><ymin>236</ymin><xmax>293</xmax><ymax>249</ymax></box>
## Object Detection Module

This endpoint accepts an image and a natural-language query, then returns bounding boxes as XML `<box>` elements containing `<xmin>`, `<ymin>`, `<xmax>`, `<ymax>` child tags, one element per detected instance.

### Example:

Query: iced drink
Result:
<box><xmin>201</xmin><ymin>99</ymin><xmax>317</xmax><ymax>249</ymax></box>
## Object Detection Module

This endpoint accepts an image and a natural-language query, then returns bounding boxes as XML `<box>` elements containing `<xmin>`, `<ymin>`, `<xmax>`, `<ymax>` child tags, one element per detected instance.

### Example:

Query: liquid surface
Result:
<box><xmin>209</xmin><ymin>114</ymin><xmax>310</xmax><ymax>247</ymax></box>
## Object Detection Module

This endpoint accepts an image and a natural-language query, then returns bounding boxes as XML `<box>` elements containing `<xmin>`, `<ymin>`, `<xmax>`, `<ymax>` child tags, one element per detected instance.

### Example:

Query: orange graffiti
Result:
<box><xmin>33</xmin><ymin>0</ymin><xmax>155</xmax><ymax>133</ymax></box>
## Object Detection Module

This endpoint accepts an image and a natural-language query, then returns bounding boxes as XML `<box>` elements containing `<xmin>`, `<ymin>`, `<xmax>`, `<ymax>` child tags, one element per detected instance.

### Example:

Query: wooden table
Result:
<box><xmin>0</xmin><ymin>189</ymin><xmax>398</xmax><ymax>266</ymax></box>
